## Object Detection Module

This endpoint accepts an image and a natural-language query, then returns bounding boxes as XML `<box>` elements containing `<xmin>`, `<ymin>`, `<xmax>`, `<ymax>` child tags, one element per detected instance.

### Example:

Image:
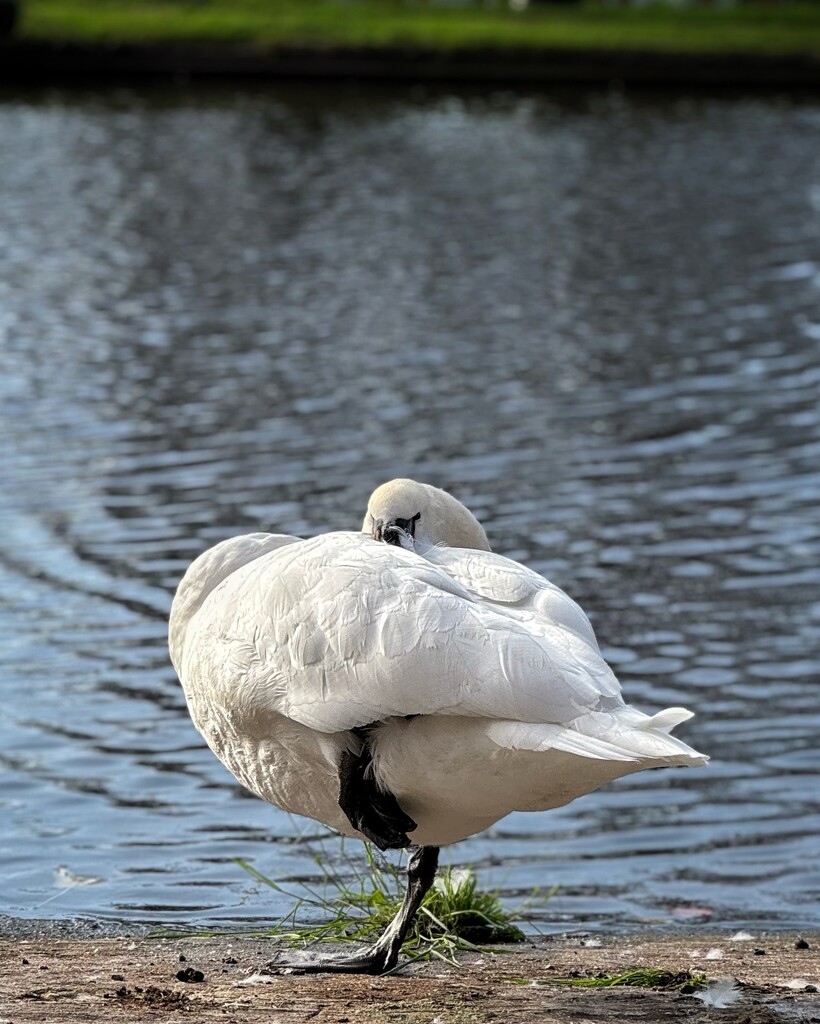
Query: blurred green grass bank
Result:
<box><xmin>16</xmin><ymin>0</ymin><xmax>820</xmax><ymax>54</ymax></box>
<box><xmin>4</xmin><ymin>1</ymin><xmax>820</xmax><ymax>86</ymax></box>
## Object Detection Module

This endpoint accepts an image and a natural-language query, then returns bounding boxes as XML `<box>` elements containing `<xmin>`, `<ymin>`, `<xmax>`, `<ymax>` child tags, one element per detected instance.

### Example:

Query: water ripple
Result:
<box><xmin>0</xmin><ymin>86</ymin><xmax>817</xmax><ymax>932</ymax></box>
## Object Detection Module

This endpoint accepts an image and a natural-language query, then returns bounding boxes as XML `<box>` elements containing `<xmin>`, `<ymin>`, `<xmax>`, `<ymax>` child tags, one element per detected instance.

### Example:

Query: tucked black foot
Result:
<box><xmin>338</xmin><ymin>734</ymin><xmax>416</xmax><ymax>851</ymax></box>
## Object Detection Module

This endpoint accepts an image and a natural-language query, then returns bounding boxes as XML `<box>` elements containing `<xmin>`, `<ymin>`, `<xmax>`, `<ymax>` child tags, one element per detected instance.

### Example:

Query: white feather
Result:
<box><xmin>694</xmin><ymin>977</ymin><xmax>742</xmax><ymax>1008</ymax></box>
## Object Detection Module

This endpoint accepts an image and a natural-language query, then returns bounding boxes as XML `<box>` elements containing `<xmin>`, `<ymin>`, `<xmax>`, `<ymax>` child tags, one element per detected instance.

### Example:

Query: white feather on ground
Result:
<box><xmin>694</xmin><ymin>977</ymin><xmax>742</xmax><ymax>1008</ymax></box>
<box><xmin>234</xmin><ymin>973</ymin><xmax>276</xmax><ymax>987</ymax></box>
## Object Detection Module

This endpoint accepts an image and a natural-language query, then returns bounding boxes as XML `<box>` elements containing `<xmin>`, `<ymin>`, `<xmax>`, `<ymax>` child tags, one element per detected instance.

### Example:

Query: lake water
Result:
<box><xmin>0</xmin><ymin>83</ymin><xmax>818</xmax><ymax>936</ymax></box>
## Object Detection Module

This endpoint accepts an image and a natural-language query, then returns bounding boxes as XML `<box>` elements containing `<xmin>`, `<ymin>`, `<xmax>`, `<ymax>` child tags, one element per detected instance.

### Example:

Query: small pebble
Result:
<box><xmin>795</xmin><ymin>939</ymin><xmax>810</xmax><ymax>950</ymax></box>
<box><xmin>753</xmin><ymin>949</ymin><xmax>766</xmax><ymax>955</ymax></box>
<box><xmin>111</xmin><ymin>974</ymin><xmax>124</xmax><ymax>981</ymax></box>
<box><xmin>805</xmin><ymin>985</ymin><xmax>817</xmax><ymax>993</ymax></box>
<box><xmin>179</xmin><ymin>954</ymin><xmax>187</xmax><ymax>962</ymax></box>
<box><xmin>176</xmin><ymin>967</ymin><xmax>205</xmax><ymax>984</ymax></box>
<box><xmin>21</xmin><ymin>958</ymin><xmax>29</xmax><ymax>965</ymax></box>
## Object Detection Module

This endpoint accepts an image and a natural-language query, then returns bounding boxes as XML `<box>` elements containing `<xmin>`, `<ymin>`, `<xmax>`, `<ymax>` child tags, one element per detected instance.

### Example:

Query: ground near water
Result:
<box><xmin>1</xmin><ymin>933</ymin><xmax>817</xmax><ymax>1024</ymax></box>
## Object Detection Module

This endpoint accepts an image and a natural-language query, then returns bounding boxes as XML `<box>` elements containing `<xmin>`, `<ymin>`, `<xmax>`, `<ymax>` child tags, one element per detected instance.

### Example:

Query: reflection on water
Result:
<box><xmin>0</xmin><ymin>85</ymin><xmax>818</xmax><ymax>933</ymax></box>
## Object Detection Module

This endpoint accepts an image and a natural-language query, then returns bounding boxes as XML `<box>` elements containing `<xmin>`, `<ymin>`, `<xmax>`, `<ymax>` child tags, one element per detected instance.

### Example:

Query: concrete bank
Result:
<box><xmin>2</xmin><ymin>41</ymin><xmax>820</xmax><ymax>89</ymax></box>
<box><xmin>1</xmin><ymin>932</ymin><xmax>817</xmax><ymax>1023</ymax></box>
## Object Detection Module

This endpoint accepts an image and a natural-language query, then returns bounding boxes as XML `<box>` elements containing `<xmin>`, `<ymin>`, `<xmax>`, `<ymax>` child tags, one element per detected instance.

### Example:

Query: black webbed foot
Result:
<box><xmin>266</xmin><ymin>847</ymin><xmax>440</xmax><ymax>976</ymax></box>
<box><xmin>266</xmin><ymin>946</ymin><xmax>393</xmax><ymax>976</ymax></box>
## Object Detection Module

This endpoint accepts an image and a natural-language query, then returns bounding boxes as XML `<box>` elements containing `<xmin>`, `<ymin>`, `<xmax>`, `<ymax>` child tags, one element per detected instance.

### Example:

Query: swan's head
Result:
<box><xmin>362</xmin><ymin>478</ymin><xmax>491</xmax><ymax>553</ymax></box>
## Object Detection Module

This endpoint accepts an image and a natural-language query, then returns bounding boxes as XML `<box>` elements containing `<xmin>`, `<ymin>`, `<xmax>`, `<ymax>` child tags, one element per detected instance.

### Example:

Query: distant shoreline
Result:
<box><xmin>2</xmin><ymin>40</ymin><xmax>819</xmax><ymax>90</ymax></box>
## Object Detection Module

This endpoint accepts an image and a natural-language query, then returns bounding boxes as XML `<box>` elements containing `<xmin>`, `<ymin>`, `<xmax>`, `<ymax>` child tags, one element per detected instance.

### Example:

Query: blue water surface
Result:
<box><xmin>0</xmin><ymin>84</ymin><xmax>818</xmax><ymax>933</ymax></box>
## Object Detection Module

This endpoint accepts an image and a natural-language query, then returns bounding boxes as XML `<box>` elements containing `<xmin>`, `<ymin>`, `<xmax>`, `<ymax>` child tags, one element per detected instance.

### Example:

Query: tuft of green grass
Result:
<box><xmin>235</xmin><ymin>842</ymin><xmax>548</xmax><ymax>965</ymax></box>
<box><xmin>553</xmin><ymin>967</ymin><xmax>707</xmax><ymax>989</ymax></box>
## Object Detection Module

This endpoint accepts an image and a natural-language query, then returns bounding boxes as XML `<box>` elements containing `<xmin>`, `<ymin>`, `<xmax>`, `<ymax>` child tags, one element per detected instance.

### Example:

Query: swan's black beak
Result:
<box><xmin>382</xmin><ymin>523</ymin><xmax>405</xmax><ymax>547</ymax></box>
<box><xmin>373</xmin><ymin>513</ymin><xmax>420</xmax><ymax>549</ymax></box>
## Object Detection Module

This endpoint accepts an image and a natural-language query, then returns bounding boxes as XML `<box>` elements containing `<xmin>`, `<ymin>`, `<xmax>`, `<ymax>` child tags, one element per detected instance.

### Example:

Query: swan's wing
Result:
<box><xmin>169</xmin><ymin>532</ymin><xmax>300</xmax><ymax>674</ymax></box>
<box><xmin>422</xmin><ymin>546</ymin><xmax>599</xmax><ymax>650</ymax></box>
<box><xmin>177</xmin><ymin>532</ymin><xmax>623</xmax><ymax>735</ymax></box>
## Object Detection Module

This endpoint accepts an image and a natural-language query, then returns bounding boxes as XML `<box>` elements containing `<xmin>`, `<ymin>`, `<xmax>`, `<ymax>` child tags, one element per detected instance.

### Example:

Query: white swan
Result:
<box><xmin>169</xmin><ymin>478</ymin><xmax>707</xmax><ymax>974</ymax></box>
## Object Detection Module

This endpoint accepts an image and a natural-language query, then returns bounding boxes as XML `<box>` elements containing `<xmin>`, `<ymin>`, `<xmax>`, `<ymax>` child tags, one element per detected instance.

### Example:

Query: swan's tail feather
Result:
<box><xmin>486</xmin><ymin>722</ymin><xmax>639</xmax><ymax>761</ymax></box>
<box><xmin>641</xmin><ymin>706</ymin><xmax>694</xmax><ymax>733</ymax></box>
<box><xmin>487</xmin><ymin>706</ymin><xmax>708</xmax><ymax>769</ymax></box>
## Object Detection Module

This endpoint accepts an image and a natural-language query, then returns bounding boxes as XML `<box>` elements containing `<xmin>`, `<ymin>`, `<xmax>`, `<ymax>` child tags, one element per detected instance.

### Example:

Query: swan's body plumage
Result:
<box><xmin>170</xmin><ymin>527</ymin><xmax>706</xmax><ymax>849</ymax></box>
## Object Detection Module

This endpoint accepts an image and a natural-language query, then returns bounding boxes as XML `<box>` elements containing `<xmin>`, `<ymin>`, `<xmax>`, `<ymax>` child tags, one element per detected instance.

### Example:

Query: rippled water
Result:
<box><xmin>1</xmin><ymin>84</ymin><xmax>818</xmax><ymax>934</ymax></box>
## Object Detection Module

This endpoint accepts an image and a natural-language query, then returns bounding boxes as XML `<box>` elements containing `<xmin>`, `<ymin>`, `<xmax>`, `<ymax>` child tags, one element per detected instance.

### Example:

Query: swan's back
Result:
<box><xmin>423</xmin><ymin>545</ymin><xmax>599</xmax><ymax>648</ymax></box>
<box><xmin>173</xmin><ymin>531</ymin><xmax>627</xmax><ymax>736</ymax></box>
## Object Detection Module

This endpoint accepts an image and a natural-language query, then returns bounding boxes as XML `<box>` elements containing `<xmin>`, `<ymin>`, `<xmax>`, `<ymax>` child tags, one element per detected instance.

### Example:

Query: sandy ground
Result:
<box><xmin>0</xmin><ymin>932</ymin><xmax>817</xmax><ymax>1024</ymax></box>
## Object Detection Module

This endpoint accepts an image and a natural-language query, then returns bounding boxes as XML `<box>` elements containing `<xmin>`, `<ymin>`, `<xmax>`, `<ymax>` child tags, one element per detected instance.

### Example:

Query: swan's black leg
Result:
<box><xmin>268</xmin><ymin>846</ymin><xmax>440</xmax><ymax>975</ymax></box>
<box><xmin>364</xmin><ymin>845</ymin><xmax>440</xmax><ymax>971</ymax></box>
<box><xmin>337</xmin><ymin>729</ymin><xmax>417</xmax><ymax>851</ymax></box>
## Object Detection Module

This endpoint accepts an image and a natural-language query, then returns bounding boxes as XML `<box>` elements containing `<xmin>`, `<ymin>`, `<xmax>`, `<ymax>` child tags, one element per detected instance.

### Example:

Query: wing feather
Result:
<box><xmin>423</xmin><ymin>546</ymin><xmax>599</xmax><ymax>649</ymax></box>
<box><xmin>177</xmin><ymin>532</ymin><xmax>623</xmax><ymax>735</ymax></box>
